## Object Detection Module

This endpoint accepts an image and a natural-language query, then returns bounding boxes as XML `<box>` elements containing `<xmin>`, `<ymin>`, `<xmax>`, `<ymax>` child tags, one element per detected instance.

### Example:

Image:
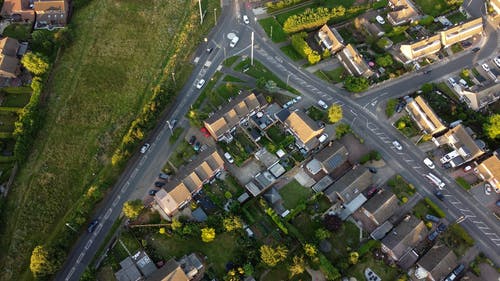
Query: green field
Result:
<box><xmin>258</xmin><ymin>17</ymin><xmax>288</xmax><ymax>43</ymax></box>
<box><xmin>0</xmin><ymin>0</ymin><xmax>217</xmax><ymax>279</ymax></box>
<box><xmin>413</xmin><ymin>0</ymin><xmax>457</xmax><ymax>16</ymax></box>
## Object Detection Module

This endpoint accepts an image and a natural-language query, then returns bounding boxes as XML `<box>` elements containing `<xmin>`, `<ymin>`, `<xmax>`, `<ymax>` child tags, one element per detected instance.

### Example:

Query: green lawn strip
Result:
<box><xmin>192</xmin><ymin>71</ymin><xmax>223</xmax><ymax>110</ymax></box>
<box><xmin>447</xmin><ymin>11</ymin><xmax>467</xmax><ymax>24</ymax></box>
<box><xmin>169</xmin><ymin>141</ymin><xmax>196</xmax><ymax>167</ymax></box>
<box><xmin>2</xmin><ymin>24</ymin><xmax>32</xmax><ymax>40</ymax></box>
<box><xmin>314</xmin><ymin>70</ymin><xmax>332</xmax><ymax>82</ymax></box>
<box><xmin>149</xmin><ymin>232</ymin><xmax>239</xmax><ymax>276</ymax></box>
<box><xmin>1</xmin><ymin>92</ymin><xmax>31</xmax><ymax>107</ymax></box>
<box><xmin>323</xmin><ymin>67</ymin><xmax>345</xmax><ymax>83</ymax></box>
<box><xmin>385</xmin><ymin>98</ymin><xmax>398</xmax><ymax>118</ymax></box>
<box><xmin>440</xmin><ymin>223</ymin><xmax>474</xmax><ymax>257</ymax></box>
<box><xmin>388</xmin><ymin>174</ymin><xmax>416</xmax><ymax>203</ymax></box>
<box><xmin>91</xmin><ymin>217</ymin><xmax>124</xmax><ymax>266</ymax></box>
<box><xmin>413</xmin><ymin>199</ymin><xmax>442</xmax><ymax>219</ymax></box>
<box><xmin>349</xmin><ymin>252</ymin><xmax>402</xmax><ymax>280</ymax></box>
<box><xmin>279</xmin><ymin>180</ymin><xmax>312</xmax><ymax>210</ymax></box>
<box><xmin>223</xmin><ymin>56</ymin><xmax>239</xmax><ymax>68</ymax></box>
<box><xmin>455</xmin><ymin>177</ymin><xmax>471</xmax><ymax>190</ymax></box>
<box><xmin>222</xmin><ymin>75</ymin><xmax>245</xmax><ymax>83</ymax></box>
<box><xmin>113</xmin><ymin>231</ymin><xmax>141</xmax><ymax>261</ymax></box>
<box><xmin>280</xmin><ymin>44</ymin><xmax>303</xmax><ymax>61</ymax></box>
<box><xmin>424</xmin><ymin>197</ymin><xmax>446</xmax><ymax>218</ymax></box>
<box><xmin>258</xmin><ymin>17</ymin><xmax>288</xmax><ymax>43</ymax></box>
<box><xmin>168</xmin><ymin>127</ymin><xmax>184</xmax><ymax>144</ymax></box>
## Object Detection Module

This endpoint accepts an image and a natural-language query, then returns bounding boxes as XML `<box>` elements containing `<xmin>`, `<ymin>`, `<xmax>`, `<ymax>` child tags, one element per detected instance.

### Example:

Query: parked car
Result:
<box><xmin>447</xmin><ymin>77</ymin><xmax>456</xmax><ymax>86</ymax></box>
<box><xmin>471</xmin><ymin>47</ymin><xmax>480</xmax><ymax>53</ymax></box>
<box><xmin>427</xmin><ymin>230</ymin><xmax>439</xmax><ymax>241</ymax></box>
<box><xmin>423</xmin><ymin>158</ymin><xmax>435</xmax><ymax>169</ymax></box>
<box><xmin>318</xmin><ymin>133</ymin><xmax>328</xmax><ymax>143</ymax></box>
<box><xmin>463</xmin><ymin>165</ymin><xmax>472</xmax><ymax>172</ymax></box>
<box><xmin>366</xmin><ymin>186</ymin><xmax>378</xmax><ymax>197</ymax></box>
<box><xmin>317</xmin><ymin>100</ymin><xmax>328</xmax><ymax>110</ymax></box>
<box><xmin>485</xmin><ymin>184</ymin><xmax>492</xmax><ymax>195</ymax></box>
<box><xmin>395</xmin><ymin>102</ymin><xmax>405</xmax><ymax>113</ymax></box>
<box><xmin>149</xmin><ymin>190</ymin><xmax>158</xmax><ymax>196</ymax></box>
<box><xmin>434</xmin><ymin>190</ymin><xmax>445</xmax><ymax>201</ymax></box>
<box><xmin>201</xmin><ymin>127</ymin><xmax>211</xmax><ymax>137</ymax></box>
<box><xmin>195</xmin><ymin>79</ymin><xmax>206</xmax><ymax>89</ymax></box>
<box><xmin>87</xmin><ymin>219</ymin><xmax>99</xmax><ymax>233</ymax></box>
<box><xmin>494</xmin><ymin>56</ymin><xmax>500</xmax><ymax>68</ymax></box>
<box><xmin>188</xmin><ymin>135</ymin><xmax>196</xmax><ymax>145</ymax></box>
<box><xmin>443</xmin><ymin>162</ymin><xmax>452</xmax><ymax>169</ymax></box>
<box><xmin>243</xmin><ymin>15</ymin><xmax>250</xmax><ymax>24</ymax></box>
<box><xmin>230</xmin><ymin>36</ymin><xmax>239</xmax><ymax>48</ymax></box>
<box><xmin>423</xmin><ymin>70</ymin><xmax>432</xmax><ymax>74</ymax></box>
<box><xmin>392</xmin><ymin>140</ymin><xmax>403</xmax><ymax>151</ymax></box>
<box><xmin>437</xmin><ymin>223</ymin><xmax>447</xmax><ymax>233</ymax></box>
<box><xmin>159</xmin><ymin>172</ymin><xmax>170</xmax><ymax>180</ymax></box>
<box><xmin>154</xmin><ymin>181</ymin><xmax>166</xmax><ymax>188</ymax></box>
<box><xmin>375</xmin><ymin>15</ymin><xmax>385</xmax><ymax>24</ymax></box>
<box><xmin>140</xmin><ymin>143</ymin><xmax>150</xmax><ymax>154</ymax></box>
<box><xmin>193</xmin><ymin>141</ymin><xmax>201</xmax><ymax>151</ymax></box>
<box><xmin>425</xmin><ymin>214</ymin><xmax>440</xmax><ymax>223</ymax></box>
<box><xmin>206</xmin><ymin>47</ymin><xmax>213</xmax><ymax>53</ymax></box>
<box><xmin>224</xmin><ymin>152</ymin><xmax>234</xmax><ymax>163</ymax></box>
<box><xmin>481</xmin><ymin>63</ymin><xmax>490</xmax><ymax>72</ymax></box>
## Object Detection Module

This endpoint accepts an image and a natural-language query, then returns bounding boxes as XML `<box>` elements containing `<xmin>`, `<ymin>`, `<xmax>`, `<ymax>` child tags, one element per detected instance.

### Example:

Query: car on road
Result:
<box><xmin>426</xmin><ymin>173</ymin><xmax>445</xmax><ymax>189</ymax></box>
<box><xmin>206</xmin><ymin>47</ymin><xmax>213</xmax><ymax>53</ymax></box>
<box><xmin>392</xmin><ymin>140</ymin><xmax>402</xmax><ymax>151</ymax></box>
<box><xmin>423</xmin><ymin>70</ymin><xmax>432</xmax><ymax>74</ymax></box>
<box><xmin>318</xmin><ymin>100</ymin><xmax>328</xmax><ymax>110</ymax></box>
<box><xmin>224</xmin><ymin>152</ymin><xmax>234</xmax><ymax>163</ymax></box>
<box><xmin>243</xmin><ymin>15</ymin><xmax>250</xmax><ymax>24</ymax></box>
<box><xmin>434</xmin><ymin>190</ymin><xmax>445</xmax><ymax>201</ymax></box>
<box><xmin>149</xmin><ymin>189</ymin><xmax>158</xmax><ymax>196</ymax></box>
<box><xmin>159</xmin><ymin>172</ymin><xmax>170</xmax><ymax>180</ymax></box>
<box><xmin>195</xmin><ymin>79</ymin><xmax>206</xmax><ymax>89</ymax></box>
<box><xmin>423</xmin><ymin>158</ymin><xmax>435</xmax><ymax>169</ymax></box>
<box><xmin>494</xmin><ymin>56</ymin><xmax>500</xmax><ymax>68</ymax></box>
<box><xmin>442</xmin><ymin>162</ymin><xmax>452</xmax><ymax>169</ymax></box>
<box><xmin>471</xmin><ymin>47</ymin><xmax>480</xmax><ymax>53</ymax></box>
<box><xmin>188</xmin><ymin>135</ymin><xmax>196</xmax><ymax>145</ymax></box>
<box><xmin>375</xmin><ymin>15</ymin><xmax>385</xmax><ymax>24</ymax></box>
<box><xmin>193</xmin><ymin>141</ymin><xmax>201</xmax><ymax>151</ymax></box>
<box><xmin>140</xmin><ymin>143</ymin><xmax>150</xmax><ymax>154</ymax></box>
<box><xmin>230</xmin><ymin>36</ymin><xmax>239</xmax><ymax>48</ymax></box>
<box><xmin>482</xmin><ymin>63</ymin><xmax>490</xmax><ymax>72</ymax></box>
<box><xmin>87</xmin><ymin>219</ymin><xmax>99</xmax><ymax>233</ymax></box>
<box><xmin>154</xmin><ymin>181</ymin><xmax>166</xmax><ymax>187</ymax></box>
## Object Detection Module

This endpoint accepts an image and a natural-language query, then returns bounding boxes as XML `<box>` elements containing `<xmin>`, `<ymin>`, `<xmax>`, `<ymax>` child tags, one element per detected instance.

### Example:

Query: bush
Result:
<box><xmin>318</xmin><ymin>254</ymin><xmax>341</xmax><ymax>280</ymax></box>
<box><xmin>335</xmin><ymin>123</ymin><xmax>352</xmax><ymax>138</ymax></box>
<box><xmin>265</xmin><ymin>0</ymin><xmax>306</xmax><ymax>12</ymax></box>
<box><xmin>344</xmin><ymin>75</ymin><xmax>369</xmax><ymax>92</ymax></box>
<box><xmin>402</xmin><ymin>196</ymin><xmax>408</xmax><ymax>204</ymax></box>
<box><xmin>290</xmin><ymin>32</ymin><xmax>321</xmax><ymax>65</ymax></box>
<box><xmin>448</xmin><ymin>223</ymin><xmax>474</xmax><ymax>247</ymax></box>
<box><xmin>283</xmin><ymin>7</ymin><xmax>346</xmax><ymax>33</ymax></box>
<box><xmin>424</xmin><ymin>197</ymin><xmax>446</xmax><ymax>218</ymax></box>
<box><xmin>358</xmin><ymin>240</ymin><xmax>380</xmax><ymax>256</ymax></box>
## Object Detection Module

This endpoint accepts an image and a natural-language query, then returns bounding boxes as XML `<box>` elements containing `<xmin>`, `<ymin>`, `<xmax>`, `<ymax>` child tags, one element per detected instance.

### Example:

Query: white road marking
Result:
<box><xmin>65</xmin><ymin>267</ymin><xmax>76</xmax><ymax>281</ymax></box>
<box><xmin>94</xmin><ymin>223</ymin><xmax>103</xmax><ymax>235</ymax></box>
<box><xmin>104</xmin><ymin>208</ymin><xmax>112</xmax><ymax>219</ymax></box>
<box><xmin>131</xmin><ymin>168</ymin><xmax>139</xmax><ymax>178</ymax></box>
<box><xmin>76</xmin><ymin>253</ymin><xmax>84</xmax><ymax>264</ymax></box>
<box><xmin>85</xmin><ymin>239</ymin><xmax>93</xmax><ymax>250</ymax></box>
<box><xmin>112</xmin><ymin>195</ymin><xmax>121</xmax><ymax>207</ymax></box>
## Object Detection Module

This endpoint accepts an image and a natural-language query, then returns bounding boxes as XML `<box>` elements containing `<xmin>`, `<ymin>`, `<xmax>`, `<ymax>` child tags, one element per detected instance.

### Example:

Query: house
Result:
<box><xmin>381</xmin><ymin>216</ymin><xmax>428</xmax><ymax>261</ymax></box>
<box><xmin>277</xmin><ymin>109</ymin><xmax>324</xmax><ymax>151</ymax></box>
<box><xmin>312</xmin><ymin>175</ymin><xmax>334</xmax><ymax>193</ymax></box>
<box><xmin>155</xmin><ymin>148</ymin><xmax>225</xmax><ymax>217</ymax></box>
<box><xmin>491</xmin><ymin>0</ymin><xmax>500</xmax><ymax>22</ymax></box>
<box><xmin>400</xmin><ymin>35</ymin><xmax>441</xmax><ymax>62</ymax></box>
<box><xmin>324</xmin><ymin>168</ymin><xmax>372</xmax><ymax>204</ymax></box>
<box><xmin>453</xmin><ymin>82</ymin><xmax>500</xmax><ymax>111</ymax></box>
<box><xmin>360</xmin><ymin>190</ymin><xmax>398</xmax><ymax>226</ymax></box>
<box><xmin>405</xmin><ymin>96</ymin><xmax>447</xmax><ymax>136</ymax></box>
<box><xmin>387</xmin><ymin>0</ymin><xmax>419</xmax><ymax>26</ymax></box>
<box><xmin>115</xmin><ymin>251</ymin><xmax>157</xmax><ymax>281</ymax></box>
<box><xmin>178</xmin><ymin>253</ymin><xmax>204</xmax><ymax>280</ymax></box>
<box><xmin>33</xmin><ymin>0</ymin><xmax>69</xmax><ymax>29</ymax></box>
<box><xmin>356</xmin><ymin>17</ymin><xmax>385</xmax><ymax>38</ymax></box>
<box><xmin>146</xmin><ymin>259</ymin><xmax>189</xmax><ymax>281</ymax></box>
<box><xmin>245</xmin><ymin>171</ymin><xmax>276</xmax><ymax>196</ymax></box>
<box><xmin>316</xmin><ymin>24</ymin><xmax>344</xmax><ymax>54</ymax></box>
<box><xmin>414</xmin><ymin>245</ymin><xmax>458</xmax><ymax>281</ymax></box>
<box><xmin>337</xmin><ymin>44</ymin><xmax>374</xmax><ymax>78</ymax></box>
<box><xmin>306</xmin><ymin>142</ymin><xmax>349</xmax><ymax>175</ymax></box>
<box><xmin>0</xmin><ymin>37</ymin><xmax>21</xmax><ymax>79</ymax></box>
<box><xmin>476</xmin><ymin>153</ymin><xmax>500</xmax><ymax>192</ymax></box>
<box><xmin>0</xmin><ymin>0</ymin><xmax>35</xmax><ymax>22</ymax></box>
<box><xmin>204</xmin><ymin>91</ymin><xmax>266</xmax><ymax>142</ymax></box>
<box><xmin>440</xmin><ymin>18</ymin><xmax>483</xmax><ymax>48</ymax></box>
<box><xmin>440</xmin><ymin>124</ymin><xmax>485</xmax><ymax>166</ymax></box>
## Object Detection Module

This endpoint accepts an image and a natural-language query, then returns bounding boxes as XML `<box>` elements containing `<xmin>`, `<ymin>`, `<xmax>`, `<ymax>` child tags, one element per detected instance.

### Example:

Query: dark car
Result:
<box><xmin>87</xmin><ymin>219</ymin><xmax>99</xmax><ymax>233</ymax></box>
<box><xmin>437</xmin><ymin>223</ymin><xmax>447</xmax><ymax>233</ymax></box>
<box><xmin>368</xmin><ymin>167</ymin><xmax>377</xmax><ymax>174</ymax></box>
<box><xmin>427</xmin><ymin>230</ymin><xmax>439</xmax><ymax>241</ymax></box>
<box><xmin>395</xmin><ymin>102</ymin><xmax>405</xmax><ymax>113</ymax></box>
<box><xmin>425</xmin><ymin>214</ymin><xmax>440</xmax><ymax>223</ymax></box>
<box><xmin>149</xmin><ymin>190</ymin><xmax>158</xmax><ymax>196</ymax></box>
<box><xmin>365</xmin><ymin>186</ymin><xmax>379</xmax><ymax>198</ymax></box>
<box><xmin>194</xmin><ymin>142</ymin><xmax>201</xmax><ymax>151</ymax></box>
<box><xmin>154</xmin><ymin>181</ymin><xmax>166</xmax><ymax>187</ymax></box>
<box><xmin>188</xmin><ymin>135</ymin><xmax>196</xmax><ymax>145</ymax></box>
<box><xmin>442</xmin><ymin>162</ymin><xmax>452</xmax><ymax>169</ymax></box>
<box><xmin>423</xmin><ymin>70</ymin><xmax>432</xmax><ymax>74</ymax></box>
<box><xmin>434</xmin><ymin>191</ymin><xmax>445</xmax><ymax>201</ymax></box>
<box><xmin>206</xmin><ymin>47</ymin><xmax>213</xmax><ymax>53</ymax></box>
<box><xmin>471</xmin><ymin>47</ymin><xmax>480</xmax><ymax>53</ymax></box>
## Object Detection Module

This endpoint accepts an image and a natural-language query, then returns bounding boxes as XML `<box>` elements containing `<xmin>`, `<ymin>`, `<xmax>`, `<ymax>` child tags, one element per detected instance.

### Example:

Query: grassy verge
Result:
<box><xmin>222</xmin><ymin>75</ymin><xmax>245</xmax><ymax>83</ymax></box>
<box><xmin>395</xmin><ymin>115</ymin><xmax>420</xmax><ymax>138</ymax></box>
<box><xmin>280</xmin><ymin>44</ymin><xmax>303</xmax><ymax>61</ymax></box>
<box><xmin>168</xmin><ymin>127</ymin><xmax>184</xmax><ymax>144</ymax></box>
<box><xmin>314</xmin><ymin>67</ymin><xmax>345</xmax><ymax>84</ymax></box>
<box><xmin>385</xmin><ymin>98</ymin><xmax>397</xmax><ymax>118</ymax></box>
<box><xmin>222</xmin><ymin>56</ymin><xmax>239</xmax><ymax>67</ymax></box>
<box><xmin>258</xmin><ymin>17</ymin><xmax>288</xmax><ymax>43</ymax></box>
<box><xmin>0</xmin><ymin>0</ymin><xmax>219</xmax><ymax>279</ymax></box>
<box><xmin>413</xmin><ymin>0</ymin><xmax>457</xmax><ymax>16</ymax></box>
<box><xmin>455</xmin><ymin>177</ymin><xmax>471</xmax><ymax>190</ymax></box>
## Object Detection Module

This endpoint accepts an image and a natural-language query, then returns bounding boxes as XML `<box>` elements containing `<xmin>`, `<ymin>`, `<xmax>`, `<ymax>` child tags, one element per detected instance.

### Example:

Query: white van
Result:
<box><xmin>426</xmin><ymin>173</ymin><xmax>445</xmax><ymax>189</ymax></box>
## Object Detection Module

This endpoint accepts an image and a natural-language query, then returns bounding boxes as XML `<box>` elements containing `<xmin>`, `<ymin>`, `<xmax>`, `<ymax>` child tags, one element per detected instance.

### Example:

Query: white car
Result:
<box><xmin>375</xmin><ymin>15</ymin><xmax>385</xmax><ymax>25</ymax></box>
<box><xmin>243</xmin><ymin>15</ymin><xmax>249</xmax><ymax>24</ymax></box>
<box><xmin>423</xmin><ymin>158</ymin><xmax>435</xmax><ymax>169</ymax></box>
<box><xmin>447</xmin><ymin>77</ymin><xmax>456</xmax><ymax>86</ymax></box>
<box><xmin>317</xmin><ymin>100</ymin><xmax>328</xmax><ymax>110</ymax></box>
<box><xmin>318</xmin><ymin>133</ymin><xmax>328</xmax><ymax>143</ymax></box>
<box><xmin>230</xmin><ymin>36</ymin><xmax>239</xmax><ymax>48</ymax></box>
<box><xmin>494</xmin><ymin>57</ymin><xmax>500</xmax><ymax>68</ymax></box>
<box><xmin>392</xmin><ymin>140</ymin><xmax>403</xmax><ymax>151</ymax></box>
<box><xmin>224</xmin><ymin>152</ymin><xmax>234</xmax><ymax>163</ymax></box>
<box><xmin>195</xmin><ymin>79</ymin><xmax>206</xmax><ymax>89</ymax></box>
<box><xmin>140</xmin><ymin>143</ymin><xmax>150</xmax><ymax>154</ymax></box>
<box><xmin>481</xmin><ymin>63</ymin><xmax>490</xmax><ymax>72</ymax></box>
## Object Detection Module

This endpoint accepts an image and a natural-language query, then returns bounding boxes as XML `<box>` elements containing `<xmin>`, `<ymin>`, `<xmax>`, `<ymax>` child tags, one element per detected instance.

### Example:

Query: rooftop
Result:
<box><xmin>381</xmin><ymin>216</ymin><xmax>428</xmax><ymax>260</ymax></box>
<box><xmin>362</xmin><ymin>190</ymin><xmax>398</xmax><ymax>225</ymax></box>
<box><xmin>324</xmin><ymin>168</ymin><xmax>372</xmax><ymax>203</ymax></box>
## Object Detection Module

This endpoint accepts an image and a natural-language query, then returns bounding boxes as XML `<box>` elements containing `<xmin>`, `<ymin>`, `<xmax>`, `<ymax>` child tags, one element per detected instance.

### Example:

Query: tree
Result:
<box><xmin>122</xmin><ymin>199</ymin><xmax>144</xmax><ymax>219</ymax></box>
<box><xmin>344</xmin><ymin>76</ymin><xmax>369</xmax><ymax>93</ymax></box>
<box><xmin>30</xmin><ymin>245</ymin><xmax>63</xmax><ymax>278</ymax></box>
<box><xmin>324</xmin><ymin>214</ymin><xmax>343</xmax><ymax>231</ymax></box>
<box><xmin>21</xmin><ymin>52</ymin><xmax>50</xmax><ymax>75</ymax></box>
<box><xmin>223</xmin><ymin>216</ymin><xmax>243</xmax><ymax>232</ymax></box>
<box><xmin>328</xmin><ymin>104</ymin><xmax>343</xmax><ymax>123</ymax></box>
<box><xmin>303</xmin><ymin>243</ymin><xmax>318</xmax><ymax>257</ymax></box>
<box><xmin>315</xmin><ymin>228</ymin><xmax>331</xmax><ymax>240</ymax></box>
<box><xmin>159</xmin><ymin>227</ymin><xmax>166</xmax><ymax>234</ymax></box>
<box><xmin>201</xmin><ymin>227</ymin><xmax>216</xmax><ymax>242</ymax></box>
<box><xmin>171</xmin><ymin>218</ymin><xmax>183</xmax><ymax>231</ymax></box>
<box><xmin>420</xmin><ymin>83</ymin><xmax>433</xmax><ymax>93</ymax></box>
<box><xmin>335</xmin><ymin>123</ymin><xmax>352</xmax><ymax>138</ymax></box>
<box><xmin>289</xmin><ymin>255</ymin><xmax>306</xmax><ymax>277</ymax></box>
<box><xmin>484</xmin><ymin>114</ymin><xmax>500</xmax><ymax>139</ymax></box>
<box><xmin>260</xmin><ymin>244</ymin><xmax>288</xmax><ymax>267</ymax></box>
<box><xmin>256</xmin><ymin>77</ymin><xmax>267</xmax><ymax>89</ymax></box>
<box><xmin>375</xmin><ymin>54</ymin><xmax>394</xmax><ymax>67</ymax></box>
<box><xmin>348</xmin><ymin>252</ymin><xmax>359</xmax><ymax>264</ymax></box>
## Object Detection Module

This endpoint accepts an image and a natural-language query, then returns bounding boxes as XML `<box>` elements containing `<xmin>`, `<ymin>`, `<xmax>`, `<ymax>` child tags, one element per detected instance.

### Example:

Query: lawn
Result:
<box><xmin>1</xmin><ymin>23</ymin><xmax>31</xmax><ymax>40</ymax></box>
<box><xmin>223</xmin><ymin>56</ymin><xmax>239</xmax><ymax>67</ymax></box>
<box><xmin>388</xmin><ymin>174</ymin><xmax>416</xmax><ymax>203</ymax></box>
<box><xmin>447</xmin><ymin>11</ymin><xmax>468</xmax><ymax>24</ymax></box>
<box><xmin>280</xmin><ymin>44</ymin><xmax>303</xmax><ymax>61</ymax></box>
<box><xmin>395</xmin><ymin>115</ymin><xmax>420</xmax><ymax>138</ymax></box>
<box><xmin>291</xmin><ymin>212</ymin><xmax>320</xmax><ymax>241</ymax></box>
<box><xmin>279</xmin><ymin>180</ymin><xmax>312</xmax><ymax>210</ymax></box>
<box><xmin>413</xmin><ymin>199</ymin><xmax>441</xmax><ymax>220</ymax></box>
<box><xmin>0</xmin><ymin>111</ymin><xmax>19</xmax><ymax>133</ymax></box>
<box><xmin>169</xmin><ymin>141</ymin><xmax>196</xmax><ymax>167</ymax></box>
<box><xmin>325</xmin><ymin>221</ymin><xmax>361</xmax><ymax>262</ymax></box>
<box><xmin>314</xmin><ymin>67</ymin><xmax>345</xmax><ymax>84</ymax></box>
<box><xmin>0</xmin><ymin>0</ymin><xmax>219</xmax><ymax>278</ymax></box>
<box><xmin>413</xmin><ymin>0</ymin><xmax>456</xmax><ymax>16</ymax></box>
<box><xmin>222</xmin><ymin>75</ymin><xmax>245</xmax><ymax>83</ymax></box>
<box><xmin>267</xmin><ymin>125</ymin><xmax>286</xmax><ymax>144</ymax></box>
<box><xmin>258</xmin><ymin>17</ymin><xmax>288</xmax><ymax>43</ymax></box>
<box><xmin>385</xmin><ymin>98</ymin><xmax>398</xmax><ymax>118</ymax></box>
<box><xmin>262</xmin><ymin>263</ymin><xmax>312</xmax><ymax>281</ymax></box>
<box><xmin>1</xmin><ymin>91</ymin><xmax>31</xmax><ymax>108</ymax></box>
<box><xmin>149</xmin><ymin>232</ymin><xmax>239</xmax><ymax>276</ymax></box>
<box><xmin>455</xmin><ymin>177</ymin><xmax>471</xmax><ymax>190</ymax></box>
<box><xmin>306</xmin><ymin>106</ymin><xmax>327</xmax><ymax>123</ymax></box>
<box><xmin>349</xmin><ymin>252</ymin><xmax>402</xmax><ymax>280</ymax></box>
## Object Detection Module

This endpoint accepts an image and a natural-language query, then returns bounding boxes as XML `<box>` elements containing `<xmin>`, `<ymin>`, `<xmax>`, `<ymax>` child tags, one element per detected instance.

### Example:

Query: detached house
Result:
<box><xmin>0</xmin><ymin>37</ymin><xmax>21</xmax><ymax>79</ymax></box>
<box><xmin>337</xmin><ymin>44</ymin><xmax>373</xmax><ymax>78</ymax></box>
<box><xmin>387</xmin><ymin>0</ymin><xmax>419</xmax><ymax>26</ymax></box>
<box><xmin>33</xmin><ymin>0</ymin><xmax>69</xmax><ymax>29</ymax></box>
<box><xmin>155</xmin><ymin>148</ymin><xmax>225</xmax><ymax>217</ymax></box>
<box><xmin>1</xmin><ymin>0</ymin><xmax>35</xmax><ymax>22</ymax></box>
<box><xmin>204</xmin><ymin>91</ymin><xmax>267</xmax><ymax>142</ymax></box>
<box><xmin>405</xmin><ymin>96</ymin><xmax>447</xmax><ymax>136</ymax></box>
<box><xmin>414</xmin><ymin>245</ymin><xmax>458</xmax><ymax>281</ymax></box>
<box><xmin>476</xmin><ymin>153</ymin><xmax>500</xmax><ymax>193</ymax></box>
<box><xmin>381</xmin><ymin>216</ymin><xmax>428</xmax><ymax>263</ymax></box>
<box><xmin>440</xmin><ymin>124</ymin><xmax>485</xmax><ymax>167</ymax></box>
<box><xmin>276</xmin><ymin>109</ymin><xmax>324</xmax><ymax>151</ymax></box>
<box><xmin>316</xmin><ymin>24</ymin><xmax>344</xmax><ymax>54</ymax></box>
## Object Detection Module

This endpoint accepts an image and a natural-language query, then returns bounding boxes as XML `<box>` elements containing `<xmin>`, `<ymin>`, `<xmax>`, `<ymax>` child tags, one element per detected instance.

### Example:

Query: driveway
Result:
<box><xmin>338</xmin><ymin>133</ymin><xmax>371</xmax><ymax>164</ymax></box>
<box><xmin>227</xmin><ymin>158</ymin><xmax>263</xmax><ymax>184</ymax></box>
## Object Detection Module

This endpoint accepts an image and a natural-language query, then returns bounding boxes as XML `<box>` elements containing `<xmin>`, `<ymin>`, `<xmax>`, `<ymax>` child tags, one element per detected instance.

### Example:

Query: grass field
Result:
<box><xmin>1</xmin><ymin>92</ymin><xmax>31</xmax><ymax>108</ymax></box>
<box><xmin>280</xmin><ymin>44</ymin><xmax>303</xmax><ymax>61</ymax></box>
<box><xmin>413</xmin><ymin>0</ymin><xmax>455</xmax><ymax>16</ymax></box>
<box><xmin>258</xmin><ymin>17</ymin><xmax>288</xmax><ymax>43</ymax></box>
<box><xmin>0</xmin><ymin>0</ymin><xmax>217</xmax><ymax>279</ymax></box>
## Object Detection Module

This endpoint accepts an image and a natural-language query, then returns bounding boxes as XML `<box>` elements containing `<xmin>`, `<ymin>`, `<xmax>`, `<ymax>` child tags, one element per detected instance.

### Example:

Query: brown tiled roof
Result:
<box><xmin>324</xmin><ymin>168</ymin><xmax>372</xmax><ymax>203</ymax></box>
<box><xmin>1</xmin><ymin>0</ymin><xmax>35</xmax><ymax>20</ymax></box>
<box><xmin>155</xmin><ymin>186</ymin><xmax>191</xmax><ymax>216</ymax></box>
<box><xmin>33</xmin><ymin>0</ymin><xmax>67</xmax><ymax>12</ymax></box>
<box><xmin>406</xmin><ymin>96</ymin><xmax>446</xmax><ymax>135</ymax></box>
<box><xmin>337</xmin><ymin>44</ymin><xmax>373</xmax><ymax>77</ymax></box>
<box><xmin>417</xmin><ymin>245</ymin><xmax>458</xmax><ymax>280</ymax></box>
<box><xmin>146</xmin><ymin>259</ymin><xmax>189</xmax><ymax>281</ymax></box>
<box><xmin>317</xmin><ymin>24</ymin><xmax>344</xmax><ymax>53</ymax></box>
<box><xmin>0</xmin><ymin>54</ymin><xmax>20</xmax><ymax>78</ymax></box>
<box><xmin>0</xmin><ymin>37</ymin><xmax>19</xmax><ymax>57</ymax></box>
<box><xmin>477</xmin><ymin>154</ymin><xmax>500</xmax><ymax>189</ymax></box>
<box><xmin>284</xmin><ymin>110</ymin><xmax>323</xmax><ymax>147</ymax></box>
<box><xmin>444</xmin><ymin>124</ymin><xmax>484</xmax><ymax>161</ymax></box>
<box><xmin>362</xmin><ymin>190</ymin><xmax>398</xmax><ymax>225</ymax></box>
<box><xmin>381</xmin><ymin>216</ymin><xmax>428</xmax><ymax>260</ymax></box>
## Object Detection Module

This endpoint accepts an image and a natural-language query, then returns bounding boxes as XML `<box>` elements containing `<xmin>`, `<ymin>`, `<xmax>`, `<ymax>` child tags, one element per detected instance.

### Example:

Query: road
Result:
<box><xmin>57</xmin><ymin>0</ymin><xmax>499</xmax><ymax>279</ymax></box>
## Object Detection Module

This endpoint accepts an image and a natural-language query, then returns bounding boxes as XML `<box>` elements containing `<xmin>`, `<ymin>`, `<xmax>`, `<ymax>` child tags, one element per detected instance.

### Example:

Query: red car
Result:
<box><xmin>200</xmin><ymin>127</ymin><xmax>211</xmax><ymax>137</ymax></box>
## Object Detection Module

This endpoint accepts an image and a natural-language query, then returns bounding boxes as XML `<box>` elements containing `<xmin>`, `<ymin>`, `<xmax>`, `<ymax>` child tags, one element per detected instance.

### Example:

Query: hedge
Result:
<box><xmin>283</xmin><ymin>6</ymin><xmax>346</xmax><ymax>33</ymax></box>
<box><xmin>319</xmin><ymin>254</ymin><xmax>341</xmax><ymax>280</ymax></box>
<box><xmin>0</xmin><ymin>107</ymin><xmax>23</xmax><ymax>113</ymax></box>
<box><xmin>424</xmin><ymin>197</ymin><xmax>446</xmax><ymax>218</ymax></box>
<box><xmin>290</xmin><ymin>32</ymin><xmax>321</xmax><ymax>65</ymax></box>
